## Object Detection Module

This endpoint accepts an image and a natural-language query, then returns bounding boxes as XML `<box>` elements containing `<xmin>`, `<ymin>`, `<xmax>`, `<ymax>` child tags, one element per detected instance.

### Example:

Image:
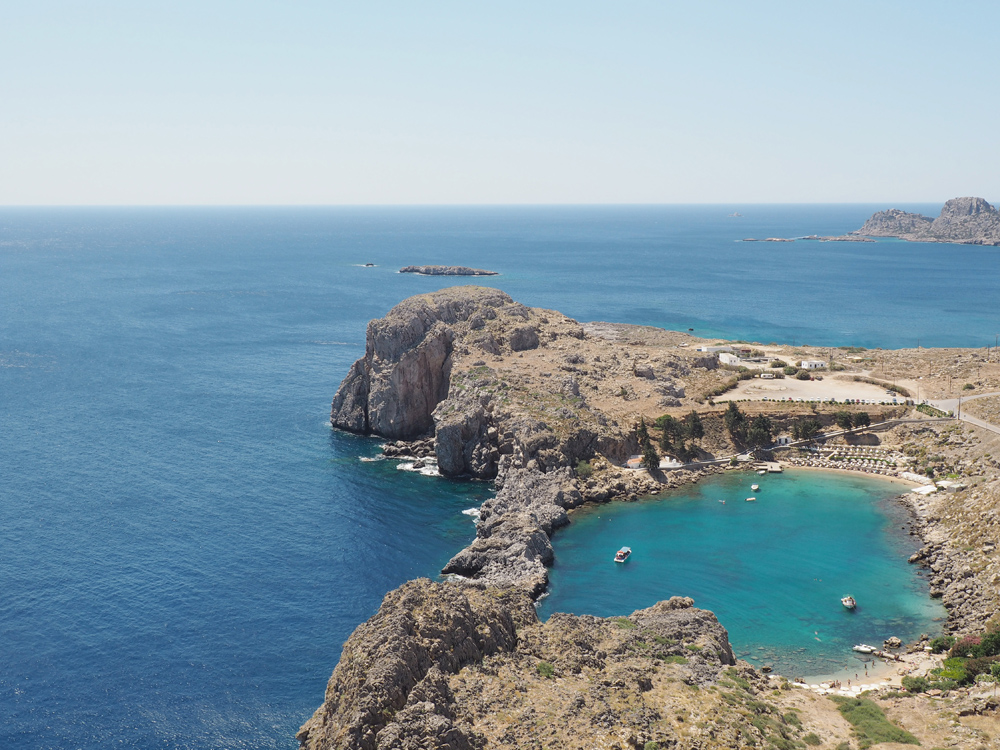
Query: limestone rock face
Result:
<box><xmin>854</xmin><ymin>197</ymin><xmax>1000</xmax><ymax>245</ymax></box>
<box><xmin>331</xmin><ymin>288</ymin><xmax>514</xmax><ymax>439</ymax></box>
<box><xmin>299</xmin><ymin>581</ymin><xmax>744</xmax><ymax>750</ymax></box>
<box><xmin>296</xmin><ymin>579</ymin><xmax>535</xmax><ymax>750</ymax></box>
<box><xmin>856</xmin><ymin>207</ymin><xmax>933</xmax><ymax>237</ymax></box>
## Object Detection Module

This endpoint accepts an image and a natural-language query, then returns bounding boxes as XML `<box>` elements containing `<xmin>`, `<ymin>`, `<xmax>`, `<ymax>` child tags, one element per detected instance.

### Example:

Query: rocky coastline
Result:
<box><xmin>306</xmin><ymin>286</ymin><xmax>1000</xmax><ymax>748</ymax></box>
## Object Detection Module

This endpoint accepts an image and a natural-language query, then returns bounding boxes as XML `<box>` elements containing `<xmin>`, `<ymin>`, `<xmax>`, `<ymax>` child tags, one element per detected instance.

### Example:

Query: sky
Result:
<box><xmin>2</xmin><ymin>1</ymin><xmax>998</xmax><ymax>205</ymax></box>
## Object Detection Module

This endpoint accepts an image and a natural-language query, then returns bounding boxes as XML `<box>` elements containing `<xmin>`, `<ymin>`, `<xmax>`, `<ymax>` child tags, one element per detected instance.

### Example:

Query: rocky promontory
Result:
<box><xmin>400</xmin><ymin>265</ymin><xmax>499</xmax><ymax>276</ymax></box>
<box><xmin>853</xmin><ymin>196</ymin><xmax>1000</xmax><ymax>245</ymax></box>
<box><xmin>298</xmin><ymin>579</ymin><xmax>758</xmax><ymax>750</ymax></box>
<box><xmin>329</xmin><ymin>286</ymin><xmax>708</xmax><ymax>593</ymax></box>
<box><xmin>308</xmin><ymin>287</ymin><xmax>1000</xmax><ymax>749</ymax></box>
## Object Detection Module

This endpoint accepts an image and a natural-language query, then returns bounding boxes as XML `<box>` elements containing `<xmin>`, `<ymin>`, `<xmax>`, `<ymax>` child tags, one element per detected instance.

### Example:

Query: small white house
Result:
<box><xmin>696</xmin><ymin>345</ymin><xmax>734</xmax><ymax>353</ymax></box>
<box><xmin>775</xmin><ymin>435</ymin><xmax>791</xmax><ymax>446</ymax></box>
<box><xmin>800</xmin><ymin>360</ymin><xmax>827</xmax><ymax>370</ymax></box>
<box><xmin>718</xmin><ymin>352</ymin><xmax>741</xmax><ymax>366</ymax></box>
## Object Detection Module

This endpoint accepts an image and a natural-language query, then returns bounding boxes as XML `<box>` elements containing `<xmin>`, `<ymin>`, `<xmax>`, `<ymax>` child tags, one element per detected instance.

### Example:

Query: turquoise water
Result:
<box><xmin>0</xmin><ymin>206</ymin><xmax>979</xmax><ymax>748</ymax></box>
<box><xmin>538</xmin><ymin>470</ymin><xmax>946</xmax><ymax>678</ymax></box>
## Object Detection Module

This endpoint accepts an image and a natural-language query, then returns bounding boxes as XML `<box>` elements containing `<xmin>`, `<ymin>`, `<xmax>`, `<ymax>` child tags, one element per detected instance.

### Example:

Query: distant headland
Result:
<box><xmin>851</xmin><ymin>196</ymin><xmax>1000</xmax><ymax>246</ymax></box>
<box><xmin>743</xmin><ymin>197</ymin><xmax>1000</xmax><ymax>246</ymax></box>
<box><xmin>399</xmin><ymin>264</ymin><xmax>498</xmax><ymax>276</ymax></box>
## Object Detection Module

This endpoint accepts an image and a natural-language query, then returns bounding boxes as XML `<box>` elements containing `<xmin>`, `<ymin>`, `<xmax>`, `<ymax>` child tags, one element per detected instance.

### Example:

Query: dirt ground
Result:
<box><xmin>723</xmin><ymin>373</ymin><xmax>908</xmax><ymax>404</ymax></box>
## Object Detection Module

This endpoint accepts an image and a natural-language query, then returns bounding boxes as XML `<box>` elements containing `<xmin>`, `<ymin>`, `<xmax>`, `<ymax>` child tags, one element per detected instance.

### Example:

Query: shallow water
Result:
<box><xmin>538</xmin><ymin>470</ymin><xmax>946</xmax><ymax>678</ymax></box>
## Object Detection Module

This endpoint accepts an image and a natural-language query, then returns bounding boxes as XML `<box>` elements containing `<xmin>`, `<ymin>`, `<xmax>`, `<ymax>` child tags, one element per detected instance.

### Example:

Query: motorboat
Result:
<box><xmin>614</xmin><ymin>547</ymin><xmax>632</xmax><ymax>563</ymax></box>
<box><xmin>758</xmin><ymin>469</ymin><xmax>767</xmax><ymax>475</ymax></box>
<box><xmin>751</xmin><ymin>484</ymin><xmax>760</xmax><ymax>491</ymax></box>
<box><xmin>852</xmin><ymin>644</ymin><xmax>876</xmax><ymax>653</ymax></box>
<box><xmin>745</xmin><ymin>497</ymin><xmax>756</xmax><ymax>502</ymax></box>
<box><xmin>841</xmin><ymin>596</ymin><xmax>857</xmax><ymax>609</ymax></box>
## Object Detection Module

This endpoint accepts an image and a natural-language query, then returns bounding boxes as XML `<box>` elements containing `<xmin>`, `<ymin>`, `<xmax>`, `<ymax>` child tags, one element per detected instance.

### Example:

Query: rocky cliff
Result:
<box><xmin>855</xmin><ymin>196</ymin><xmax>1000</xmax><ymax>245</ymax></box>
<box><xmin>298</xmin><ymin>579</ymin><xmax>769</xmax><ymax>750</ymax></box>
<box><xmin>330</xmin><ymin>286</ymin><xmax>705</xmax><ymax>593</ymax></box>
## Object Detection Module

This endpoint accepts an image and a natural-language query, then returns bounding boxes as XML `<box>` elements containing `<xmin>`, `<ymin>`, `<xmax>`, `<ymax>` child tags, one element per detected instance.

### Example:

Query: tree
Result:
<box><xmin>683</xmin><ymin>410</ymin><xmax>704</xmax><ymax>442</ymax></box>
<box><xmin>853</xmin><ymin>412</ymin><xmax>871</xmax><ymax>430</ymax></box>
<box><xmin>794</xmin><ymin>417</ymin><xmax>822</xmax><ymax>442</ymax></box>
<box><xmin>724</xmin><ymin>402</ymin><xmax>747</xmax><ymax>444</ymax></box>
<box><xmin>641</xmin><ymin>441</ymin><xmax>659</xmax><ymax>471</ymax></box>
<box><xmin>834</xmin><ymin>411</ymin><xmax>853</xmax><ymax>431</ymax></box>
<box><xmin>637</xmin><ymin>417</ymin><xmax>649</xmax><ymax>444</ymax></box>
<box><xmin>657</xmin><ymin>414</ymin><xmax>684</xmax><ymax>450</ymax></box>
<box><xmin>747</xmin><ymin>415</ymin><xmax>773</xmax><ymax>449</ymax></box>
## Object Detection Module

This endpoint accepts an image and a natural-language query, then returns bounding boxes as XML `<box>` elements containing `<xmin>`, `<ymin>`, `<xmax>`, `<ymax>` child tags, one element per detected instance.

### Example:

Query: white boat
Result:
<box><xmin>841</xmin><ymin>595</ymin><xmax>857</xmax><ymax>609</ymax></box>
<box><xmin>751</xmin><ymin>484</ymin><xmax>760</xmax><ymax>491</ymax></box>
<box><xmin>852</xmin><ymin>644</ymin><xmax>876</xmax><ymax>653</ymax></box>
<box><xmin>614</xmin><ymin>546</ymin><xmax>632</xmax><ymax>563</ymax></box>
<box><xmin>758</xmin><ymin>469</ymin><xmax>767</xmax><ymax>475</ymax></box>
<box><xmin>745</xmin><ymin>497</ymin><xmax>756</xmax><ymax>502</ymax></box>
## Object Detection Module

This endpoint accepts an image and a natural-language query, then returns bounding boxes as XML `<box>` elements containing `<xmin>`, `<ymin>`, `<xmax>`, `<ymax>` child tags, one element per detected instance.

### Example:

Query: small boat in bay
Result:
<box><xmin>841</xmin><ymin>595</ymin><xmax>857</xmax><ymax>609</ymax></box>
<box><xmin>745</xmin><ymin>497</ymin><xmax>756</xmax><ymax>502</ymax></box>
<box><xmin>614</xmin><ymin>546</ymin><xmax>632</xmax><ymax>563</ymax></box>
<box><xmin>751</xmin><ymin>484</ymin><xmax>760</xmax><ymax>491</ymax></box>
<box><xmin>758</xmin><ymin>469</ymin><xmax>767</xmax><ymax>475</ymax></box>
<box><xmin>852</xmin><ymin>644</ymin><xmax>876</xmax><ymax>654</ymax></box>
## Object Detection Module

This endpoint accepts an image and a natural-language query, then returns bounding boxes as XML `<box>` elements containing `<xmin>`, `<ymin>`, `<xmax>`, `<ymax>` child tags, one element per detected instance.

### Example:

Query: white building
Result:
<box><xmin>718</xmin><ymin>352</ymin><xmax>741</xmax><ymax>366</ymax></box>
<box><xmin>696</xmin><ymin>345</ymin><xmax>734</xmax><ymax>353</ymax></box>
<box><xmin>800</xmin><ymin>360</ymin><xmax>827</xmax><ymax>370</ymax></box>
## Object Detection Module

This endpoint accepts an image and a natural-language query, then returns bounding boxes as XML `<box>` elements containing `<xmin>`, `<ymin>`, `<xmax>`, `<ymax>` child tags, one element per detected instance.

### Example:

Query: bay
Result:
<box><xmin>538</xmin><ymin>470</ymin><xmax>946</xmax><ymax>679</ymax></box>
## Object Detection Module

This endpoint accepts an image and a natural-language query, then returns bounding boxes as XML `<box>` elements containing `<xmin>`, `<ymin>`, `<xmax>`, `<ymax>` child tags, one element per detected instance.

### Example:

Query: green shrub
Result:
<box><xmin>536</xmin><ymin>661</ymin><xmax>555</xmax><ymax>678</ymax></box>
<box><xmin>770</xmin><ymin>359</ymin><xmax>787</xmax><ymax>368</ymax></box>
<box><xmin>830</xmin><ymin>696</ymin><xmax>919</xmax><ymax>747</ymax></box>
<box><xmin>795</xmin><ymin>370</ymin><xmax>812</xmax><ymax>380</ymax></box>
<box><xmin>575</xmin><ymin>459</ymin><xmax>593</xmax><ymax>478</ymax></box>
<box><xmin>802</xmin><ymin>733</ymin><xmax>822</xmax><ymax>746</ymax></box>
<box><xmin>659</xmin><ymin>655</ymin><xmax>688</xmax><ymax>664</ymax></box>
<box><xmin>614</xmin><ymin>617</ymin><xmax>636</xmax><ymax>630</ymax></box>
<box><xmin>783</xmin><ymin>366</ymin><xmax>799</xmax><ymax>376</ymax></box>
<box><xmin>901</xmin><ymin>675</ymin><xmax>928</xmax><ymax>693</ymax></box>
<box><xmin>929</xmin><ymin>635</ymin><xmax>955</xmax><ymax>653</ymax></box>
<box><xmin>963</xmin><ymin>383</ymin><xmax>975</xmax><ymax>390</ymax></box>
<box><xmin>782</xmin><ymin>711</ymin><xmax>802</xmax><ymax>728</ymax></box>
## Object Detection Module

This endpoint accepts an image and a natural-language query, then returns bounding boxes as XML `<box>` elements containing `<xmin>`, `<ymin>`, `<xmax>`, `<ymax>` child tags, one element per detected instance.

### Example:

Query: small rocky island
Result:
<box><xmin>853</xmin><ymin>196</ymin><xmax>1000</xmax><ymax>245</ymax></box>
<box><xmin>400</xmin><ymin>265</ymin><xmax>499</xmax><ymax>276</ymax></box>
<box><xmin>303</xmin><ymin>286</ymin><xmax>1000</xmax><ymax>749</ymax></box>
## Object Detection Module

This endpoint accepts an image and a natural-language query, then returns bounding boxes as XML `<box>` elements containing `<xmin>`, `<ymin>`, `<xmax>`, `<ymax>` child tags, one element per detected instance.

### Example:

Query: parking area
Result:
<box><xmin>721</xmin><ymin>374</ymin><xmax>907</xmax><ymax>404</ymax></box>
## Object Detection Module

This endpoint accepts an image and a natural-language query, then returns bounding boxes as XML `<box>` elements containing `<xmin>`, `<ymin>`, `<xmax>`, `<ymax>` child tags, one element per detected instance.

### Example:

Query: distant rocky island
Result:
<box><xmin>399</xmin><ymin>265</ymin><xmax>498</xmax><ymax>276</ymax></box>
<box><xmin>852</xmin><ymin>196</ymin><xmax>1000</xmax><ymax>245</ymax></box>
<box><xmin>744</xmin><ymin>197</ymin><xmax>1000</xmax><ymax>245</ymax></box>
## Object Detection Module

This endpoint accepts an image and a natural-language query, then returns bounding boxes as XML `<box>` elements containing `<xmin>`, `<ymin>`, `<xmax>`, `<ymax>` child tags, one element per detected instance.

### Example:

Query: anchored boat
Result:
<box><xmin>614</xmin><ymin>546</ymin><xmax>632</xmax><ymax>563</ymax></box>
<box><xmin>841</xmin><ymin>595</ymin><xmax>857</xmax><ymax>609</ymax></box>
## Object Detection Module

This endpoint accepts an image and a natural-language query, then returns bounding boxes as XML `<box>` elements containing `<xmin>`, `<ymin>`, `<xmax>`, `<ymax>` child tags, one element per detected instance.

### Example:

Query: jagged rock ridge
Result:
<box><xmin>298</xmin><ymin>579</ymin><xmax>745</xmax><ymax>750</ymax></box>
<box><xmin>854</xmin><ymin>196</ymin><xmax>1000</xmax><ymax>245</ymax></box>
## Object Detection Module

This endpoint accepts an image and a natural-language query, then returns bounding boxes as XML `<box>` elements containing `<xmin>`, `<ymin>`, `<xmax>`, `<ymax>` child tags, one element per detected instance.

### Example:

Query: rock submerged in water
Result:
<box><xmin>399</xmin><ymin>265</ymin><xmax>499</xmax><ymax>276</ymax></box>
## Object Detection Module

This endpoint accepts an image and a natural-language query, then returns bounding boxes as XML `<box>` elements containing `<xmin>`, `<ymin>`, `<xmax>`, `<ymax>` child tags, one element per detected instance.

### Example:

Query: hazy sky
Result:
<box><xmin>3</xmin><ymin>1</ymin><xmax>998</xmax><ymax>205</ymax></box>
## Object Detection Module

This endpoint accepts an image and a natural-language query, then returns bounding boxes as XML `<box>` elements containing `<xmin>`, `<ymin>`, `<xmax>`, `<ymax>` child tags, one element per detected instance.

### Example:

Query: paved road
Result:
<box><xmin>929</xmin><ymin>391</ymin><xmax>1000</xmax><ymax>436</ymax></box>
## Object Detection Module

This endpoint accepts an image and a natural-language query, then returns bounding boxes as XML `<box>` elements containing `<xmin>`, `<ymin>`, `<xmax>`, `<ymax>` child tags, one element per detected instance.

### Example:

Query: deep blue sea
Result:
<box><xmin>1</xmin><ymin>206</ymin><xmax>993</xmax><ymax>748</ymax></box>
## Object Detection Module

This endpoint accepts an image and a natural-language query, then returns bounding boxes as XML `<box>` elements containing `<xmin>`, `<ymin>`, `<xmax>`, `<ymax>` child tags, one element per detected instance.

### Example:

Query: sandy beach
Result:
<box><xmin>792</xmin><ymin>649</ymin><xmax>943</xmax><ymax>696</ymax></box>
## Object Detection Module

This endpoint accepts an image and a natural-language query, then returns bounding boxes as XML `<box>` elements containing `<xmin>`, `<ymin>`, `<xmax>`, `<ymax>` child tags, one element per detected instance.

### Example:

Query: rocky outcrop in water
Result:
<box><xmin>331</xmin><ymin>288</ymin><xmax>516</xmax><ymax>439</ymax></box>
<box><xmin>298</xmin><ymin>579</ymin><xmax>744</xmax><ymax>750</ymax></box>
<box><xmin>854</xmin><ymin>197</ymin><xmax>1000</xmax><ymax>245</ymax></box>
<box><xmin>399</xmin><ymin>265</ymin><xmax>498</xmax><ymax>276</ymax></box>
